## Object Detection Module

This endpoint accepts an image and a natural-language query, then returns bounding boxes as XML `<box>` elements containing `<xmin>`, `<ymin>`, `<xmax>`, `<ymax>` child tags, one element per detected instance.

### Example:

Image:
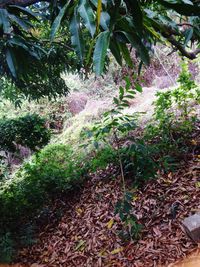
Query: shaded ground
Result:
<box><xmin>15</xmin><ymin>155</ymin><xmax>200</xmax><ymax>267</ymax></box>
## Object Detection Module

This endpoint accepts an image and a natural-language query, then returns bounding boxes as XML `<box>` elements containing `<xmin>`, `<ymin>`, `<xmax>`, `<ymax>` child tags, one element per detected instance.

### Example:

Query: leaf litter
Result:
<box><xmin>15</xmin><ymin>157</ymin><xmax>200</xmax><ymax>267</ymax></box>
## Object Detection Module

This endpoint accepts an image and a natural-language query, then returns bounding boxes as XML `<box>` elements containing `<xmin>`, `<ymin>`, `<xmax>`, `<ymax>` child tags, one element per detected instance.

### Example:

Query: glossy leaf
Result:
<box><xmin>0</xmin><ymin>9</ymin><xmax>10</xmax><ymax>33</ymax></box>
<box><xmin>10</xmin><ymin>5</ymin><xmax>39</xmax><ymax>20</ymax></box>
<box><xmin>79</xmin><ymin>0</ymin><xmax>96</xmax><ymax>37</ymax></box>
<box><xmin>184</xmin><ymin>28</ymin><xmax>193</xmax><ymax>45</ymax></box>
<box><xmin>93</xmin><ymin>31</ymin><xmax>110</xmax><ymax>75</ymax></box>
<box><xmin>6</xmin><ymin>48</ymin><xmax>17</xmax><ymax>78</ymax></box>
<box><xmin>109</xmin><ymin>38</ymin><xmax>122</xmax><ymax>65</ymax></box>
<box><xmin>69</xmin><ymin>8</ymin><xmax>85</xmax><ymax>64</ymax></box>
<box><xmin>119</xmin><ymin>43</ymin><xmax>133</xmax><ymax>68</ymax></box>
<box><xmin>100</xmin><ymin>11</ymin><xmax>110</xmax><ymax>30</ymax></box>
<box><xmin>9</xmin><ymin>14</ymin><xmax>32</xmax><ymax>31</ymax></box>
<box><xmin>50</xmin><ymin>1</ymin><xmax>70</xmax><ymax>41</ymax></box>
<box><xmin>122</xmin><ymin>31</ymin><xmax>150</xmax><ymax>65</ymax></box>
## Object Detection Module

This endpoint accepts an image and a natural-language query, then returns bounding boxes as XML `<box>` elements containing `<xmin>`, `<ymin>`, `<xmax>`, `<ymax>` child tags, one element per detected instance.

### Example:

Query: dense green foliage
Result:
<box><xmin>0</xmin><ymin>62</ymin><xmax>199</xmax><ymax>261</ymax></box>
<box><xmin>145</xmin><ymin>61</ymin><xmax>200</xmax><ymax>156</ymax></box>
<box><xmin>0</xmin><ymin>113</ymin><xmax>50</xmax><ymax>152</ymax></box>
<box><xmin>0</xmin><ymin>144</ymin><xmax>86</xmax><ymax>228</ymax></box>
<box><xmin>0</xmin><ymin>0</ymin><xmax>199</xmax><ymax>263</ymax></box>
<box><xmin>0</xmin><ymin>0</ymin><xmax>200</xmax><ymax>99</ymax></box>
<box><xmin>0</xmin><ymin>144</ymin><xmax>88</xmax><ymax>262</ymax></box>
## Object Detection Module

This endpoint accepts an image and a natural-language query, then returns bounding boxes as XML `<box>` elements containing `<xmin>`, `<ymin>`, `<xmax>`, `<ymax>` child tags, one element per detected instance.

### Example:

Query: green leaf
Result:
<box><xmin>100</xmin><ymin>11</ymin><xmax>110</xmax><ymax>30</ymax></box>
<box><xmin>69</xmin><ymin>8</ymin><xmax>85</xmax><ymax>64</ymax></box>
<box><xmin>125</xmin><ymin>94</ymin><xmax>135</xmax><ymax>99</ymax></box>
<box><xmin>50</xmin><ymin>2</ymin><xmax>70</xmax><ymax>41</ymax></box>
<box><xmin>125</xmin><ymin>76</ymin><xmax>131</xmax><ymax>91</ymax></box>
<box><xmin>93</xmin><ymin>31</ymin><xmax>110</xmax><ymax>75</ymax></box>
<box><xmin>184</xmin><ymin>28</ymin><xmax>193</xmax><ymax>45</ymax></box>
<box><xmin>79</xmin><ymin>0</ymin><xmax>96</xmax><ymax>37</ymax></box>
<box><xmin>109</xmin><ymin>38</ymin><xmax>122</xmax><ymax>65</ymax></box>
<box><xmin>124</xmin><ymin>0</ymin><xmax>143</xmax><ymax>35</ymax></box>
<box><xmin>119</xmin><ymin>86</ymin><xmax>124</xmax><ymax>100</ymax></box>
<box><xmin>135</xmin><ymin>84</ymin><xmax>143</xmax><ymax>93</ymax></box>
<box><xmin>158</xmin><ymin>0</ymin><xmax>200</xmax><ymax>16</ymax></box>
<box><xmin>122</xmin><ymin>31</ymin><xmax>150</xmax><ymax>65</ymax></box>
<box><xmin>6</xmin><ymin>48</ymin><xmax>17</xmax><ymax>78</ymax></box>
<box><xmin>138</xmin><ymin>61</ymin><xmax>143</xmax><ymax>76</ymax></box>
<box><xmin>10</xmin><ymin>5</ymin><xmax>39</xmax><ymax>20</ymax></box>
<box><xmin>8</xmin><ymin>37</ymin><xmax>28</xmax><ymax>50</ymax></box>
<box><xmin>113</xmin><ymin>97</ymin><xmax>119</xmax><ymax>104</ymax></box>
<box><xmin>119</xmin><ymin>43</ymin><xmax>133</xmax><ymax>68</ymax></box>
<box><xmin>0</xmin><ymin>9</ymin><xmax>10</xmax><ymax>34</ymax></box>
<box><xmin>9</xmin><ymin>14</ymin><xmax>32</xmax><ymax>31</ymax></box>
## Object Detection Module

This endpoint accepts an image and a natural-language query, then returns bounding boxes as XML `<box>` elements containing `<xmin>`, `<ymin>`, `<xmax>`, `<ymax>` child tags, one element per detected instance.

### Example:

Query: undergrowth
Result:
<box><xmin>0</xmin><ymin>60</ymin><xmax>199</xmax><ymax>262</ymax></box>
<box><xmin>83</xmin><ymin>61</ymin><xmax>200</xmax><ymax>241</ymax></box>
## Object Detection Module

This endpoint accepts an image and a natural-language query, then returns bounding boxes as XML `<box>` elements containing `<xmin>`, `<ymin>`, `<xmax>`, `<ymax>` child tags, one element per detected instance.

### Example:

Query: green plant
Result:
<box><xmin>0</xmin><ymin>113</ymin><xmax>51</xmax><ymax>152</ymax></box>
<box><xmin>0</xmin><ymin>232</ymin><xmax>14</xmax><ymax>263</ymax></box>
<box><xmin>83</xmin><ymin>78</ymin><xmax>157</xmax><ymax>241</ymax></box>
<box><xmin>84</xmin><ymin>77</ymin><xmax>141</xmax><ymax>190</ymax></box>
<box><xmin>145</xmin><ymin>60</ymin><xmax>200</xmax><ymax>157</ymax></box>
<box><xmin>121</xmin><ymin>141</ymin><xmax>158</xmax><ymax>186</ymax></box>
<box><xmin>155</xmin><ymin>61</ymin><xmax>199</xmax><ymax>120</ymax></box>
<box><xmin>0</xmin><ymin>144</ymin><xmax>87</xmax><ymax>230</ymax></box>
<box><xmin>115</xmin><ymin>192</ymin><xmax>142</xmax><ymax>241</ymax></box>
<box><xmin>0</xmin><ymin>143</ymin><xmax>88</xmax><ymax>262</ymax></box>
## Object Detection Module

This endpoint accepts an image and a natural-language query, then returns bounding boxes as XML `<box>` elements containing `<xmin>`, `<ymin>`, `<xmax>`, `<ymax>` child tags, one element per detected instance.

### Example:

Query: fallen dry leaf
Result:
<box><xmin>15</xmin><ymin>156</ymin><xmax>200</xmax><ymax>267</ymax></box>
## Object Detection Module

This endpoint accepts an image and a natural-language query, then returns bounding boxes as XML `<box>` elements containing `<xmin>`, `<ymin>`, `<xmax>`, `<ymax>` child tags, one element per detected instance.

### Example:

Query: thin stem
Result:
<box><xmin>112</xmin><ymin>126</ymin><xmax>126</xmax><ymax>194</ymax></box>
<box><xmin>154</xmin><ymin>48</ymin><xmax>176</xmax><ymax>87</ymax></box>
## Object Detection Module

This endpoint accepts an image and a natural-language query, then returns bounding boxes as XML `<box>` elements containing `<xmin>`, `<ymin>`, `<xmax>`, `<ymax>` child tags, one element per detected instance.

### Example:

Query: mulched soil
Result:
<box><xmin>15</xmin><ymin>155</ymin><xmax>200</xmax><ymax>267</ymax></box>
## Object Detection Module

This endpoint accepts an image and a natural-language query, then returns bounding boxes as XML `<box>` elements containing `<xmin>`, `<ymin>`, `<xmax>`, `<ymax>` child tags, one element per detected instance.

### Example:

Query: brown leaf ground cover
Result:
<box><xmin>15</xmin><ymin>157</ymin><xmax>200</xmax><ymax>267</ymax></box>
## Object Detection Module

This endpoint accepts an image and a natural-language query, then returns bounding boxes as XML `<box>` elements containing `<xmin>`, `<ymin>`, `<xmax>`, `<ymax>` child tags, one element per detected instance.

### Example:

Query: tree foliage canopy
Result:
<box><xmin>0</xmin><ymin>0</ymin><xmax>200</xmax><ymax>99</ymax></box>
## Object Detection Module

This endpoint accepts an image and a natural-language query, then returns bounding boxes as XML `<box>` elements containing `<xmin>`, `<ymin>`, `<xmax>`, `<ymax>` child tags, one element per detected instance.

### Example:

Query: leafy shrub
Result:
<box><xmin>0</xmin><ymin>144</ymin><xmax>88</xmax><ymax>262</ymax></box>
<box><xmin>84</xmin><ymin>77</ymin><xmax>157</xmax><ymax>185</ymax></box>
<box><xmin>144</xmin><ymin>61</ymin><xmax>200</xmax><ymax>156</ymax></box>
<box><xmin>121</xmin><ymin>141</ymin><xmax>158</xmax><ymax>185</ymax></box>
<box><xmin>0</xmin><ymin>144</ymin><xmax>87</xmax><ymax>231</ymax></box>
<box><xmin>0</xmin><ymin>114</ymin><xmax>51</xmax><ymax>152</ymax></box>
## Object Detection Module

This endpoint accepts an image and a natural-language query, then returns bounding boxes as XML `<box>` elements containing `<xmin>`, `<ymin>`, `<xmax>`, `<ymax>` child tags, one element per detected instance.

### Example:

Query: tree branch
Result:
<box><xmin>152</xmin><ymin>22</ymin><xmax>200</xmax><ymax>59</ymax></box>
<box><xmin>162</xmin><ymin>32</ymin><xmax>200</xmax><ymax>59</ymax></box>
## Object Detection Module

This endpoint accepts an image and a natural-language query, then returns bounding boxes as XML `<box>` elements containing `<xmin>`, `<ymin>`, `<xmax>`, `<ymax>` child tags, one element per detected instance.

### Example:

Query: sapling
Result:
<box><xmin>83</xmin><ymin>76</ymin><xmax>143</xmax><ymax>240</ymax></box>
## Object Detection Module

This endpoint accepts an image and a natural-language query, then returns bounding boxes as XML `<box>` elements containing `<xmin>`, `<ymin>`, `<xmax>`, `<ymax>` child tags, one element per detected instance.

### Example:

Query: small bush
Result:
<box><xmin>0</xmin><ymin>114</ymin><xmax>50</xmax><ymax>152</ymax></box>
<box><xmin>0</xmin><ymin>144</ymin><xmax>89</xmax><ymax>262</ymax></box>
<box><xmin>0</xmin><ymin>144</ymin><xmax>87</xmax><ymax>231</ymax></box>
<box><xmin>144</xmin><ymin>61</ymin><xmax>200</xmax><ymax>158</ymax></box>
<box><xmin>121</xmin><ymin>141</ymin><xmax>158</xmax><ymax>185</ymax></box>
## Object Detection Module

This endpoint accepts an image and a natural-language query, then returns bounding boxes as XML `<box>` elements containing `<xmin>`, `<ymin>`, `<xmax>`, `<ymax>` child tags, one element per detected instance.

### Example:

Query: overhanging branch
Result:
<box><xmin>162</xmin><ymin>32</ymin><xmax>200</xmax><ymax>59</ymax></box>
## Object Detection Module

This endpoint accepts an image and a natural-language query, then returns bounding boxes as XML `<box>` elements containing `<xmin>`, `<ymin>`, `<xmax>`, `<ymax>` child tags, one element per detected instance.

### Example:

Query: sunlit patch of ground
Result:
<box><xmin>168</xmin><ymin>249</ymin><xmax>200</xmax><ymax>267</ymax></box>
